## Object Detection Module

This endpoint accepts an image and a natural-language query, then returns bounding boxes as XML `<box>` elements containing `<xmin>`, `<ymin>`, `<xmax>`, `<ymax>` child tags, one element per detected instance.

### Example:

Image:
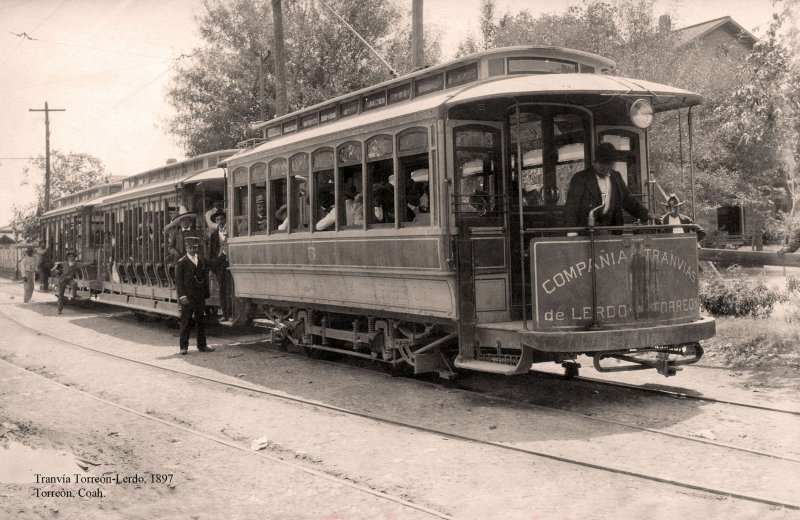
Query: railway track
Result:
<box><xmin>527</xmin><ymin>368</ymin><xmax>800</xmax><ymax>418</ymax></box>
<box><xmin>1</xmin><ymin>306</ymin><xmax>799</xmax><ymax>512</ymax></box>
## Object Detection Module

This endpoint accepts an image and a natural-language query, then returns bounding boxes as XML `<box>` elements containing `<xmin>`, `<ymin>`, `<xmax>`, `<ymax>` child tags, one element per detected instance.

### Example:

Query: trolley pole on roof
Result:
<box><xmin>412</xmin><ymin>0</ymin><xmax>424</xmax><ymax>69</ymax></box>
<box><xmin>272</xmin><ymin>0</ymin><xmax>288</xmax><ymax>117</ymax></box>
<box><xmin>29</xmin><ymin>101</ymin><xmax>65</xmax><ymax>213</ymax></box>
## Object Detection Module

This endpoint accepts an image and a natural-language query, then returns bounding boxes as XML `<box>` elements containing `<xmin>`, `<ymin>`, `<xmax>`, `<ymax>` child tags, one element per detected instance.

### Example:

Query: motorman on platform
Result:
<box><xmin>207</xmin><ymin>210</ymin><xmax>231</xmax><ymax>323</ymax></box>
<box><xmin>564</xmin><ymin>143</ymin><xmax>656</xmax><ymax>235</ymax></box>
<box><xmin>176</xmin><ymin>235</ymin><xmax>215</xmax><ymax>355</ymax></box>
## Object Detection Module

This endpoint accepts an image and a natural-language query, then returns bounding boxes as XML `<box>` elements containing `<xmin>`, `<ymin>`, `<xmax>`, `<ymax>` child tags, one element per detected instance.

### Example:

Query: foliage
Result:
<box><xmin>167</xmin><ymin>0</ymin><xmax>442</xmax><ymax>155</ymax></box>
<box><xmin>13</xmin><ymin>149</ymin><xmax>109</xmax><ymax>243</ymax></box>
<box><xmin>10</xmin><ymin>204</ymin><xmax>41</xmax><ymax>244</ymax></box>
<box><xmin>456</xmin><ymin>0</ymin><xmax>798</xmax><ymax>220</ymax></box>
<box><xmin>21</xmin><ymin>150</ymin><xmax>110</xmax><ymax>210</ymax></box>
<box><xmin>699</xmin><ymin>268</ymin><xmax>784</xmax><ymax>317</ymax></box>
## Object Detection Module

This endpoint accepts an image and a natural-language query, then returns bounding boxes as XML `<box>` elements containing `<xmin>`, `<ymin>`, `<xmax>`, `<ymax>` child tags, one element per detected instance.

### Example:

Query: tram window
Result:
<box><xmin>454</xmin><ymin>126</ymin><xmax>500</xmax><ymax>217</ymax></box>
<box><xmin>250</xmin><ymin>163</ymin><xmax>267</xmax><ymax>234</ymax></box>
<box><xmin>289</xmin><ymin>154</ymin><xmax>310</xmax><ymax>232</ymax></box>
<box><xmin>367</xmin><ymin>159</ymin><xmax>394</xmax><ymax>225</ymax></box>
<box><xmin>599</xmin><ymin>130</ymin><xmax>641</xmax><ymax>191</ymax></box>
<box><xmin>508</xmin><ymin>107</ymin><xmax>589</xmax><ymax>209</ymax></box>
<box><xmin>313</xmin><ymin>170</ymin><xmax>335</xmax><ymax>231</ymax></box>
<box><xmin>289</xmin><ymin>175</ymin><xmax>310</xmax><ymax>231</ymax></box>
<box><xmin>507</xmin><ymin>58</ymin><xmax>577</xmax><ymax>74</ymax></box>
<box><xmin>251</xmin><ymin>183</ymin><xmax>266</xmax><ymax>234</ymax></box>
<box><xmin>339</xmin><ymin>166</ymin><xmax>363</xmax><ymax>227</ymax></box>
<box><xmin>397</xmin><ymin>153</ymin><xmax>430</xmax><ymax>225</ymax></box>
<box><xmin>553</xmin><ymin>114</ymin><xmax>588</xmax><ymax>202</ymax></box>
<box><xmin>366</xmin><ymin>135</ymin><xmax>394</xmax><ymax>226</ymax></box>
<box><xmin>337</xmin><ymin>142</ymin><xmax>363</xmax><ymax>228</ymax></box>
<box><xmin>233</xmin><ymin>186</ymin><xmax>248</xmax><ymax>236</ymax></box>
<box><xmin>271</xmin><ymin>178</ymin><xmax>288</xmax><ymax>232</ymax></box>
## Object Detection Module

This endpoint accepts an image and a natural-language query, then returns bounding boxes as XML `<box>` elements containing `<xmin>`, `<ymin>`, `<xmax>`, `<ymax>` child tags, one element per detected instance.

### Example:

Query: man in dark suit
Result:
<box><xmin>175</xmin><ymin>236</ymin><xmax>214</xmax><ymax>355</ymax></box>
<box><xmin>564</xmin><ymin>143</ymin><xmax>655</xmax><ymax>232</ymax></box>
<box><xmin>207</xmin><ymin>210</ymin><xmax>231</xmax><ymax>322</ymax></box>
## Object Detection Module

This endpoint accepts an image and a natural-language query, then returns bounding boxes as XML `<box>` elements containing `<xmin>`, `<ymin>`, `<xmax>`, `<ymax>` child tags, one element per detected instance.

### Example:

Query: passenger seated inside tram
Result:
<box><xmin>255</xmin><ymin>194</ymin><xmax>267</xmax><ymax>231</ymax></box>
<box><xmin>372</xmin><ymin>181</ymin><xmax>394</xmax><ymax>223</ymax></box>
<box><xmin>563</xmin><ymin>143</ymin><xmax>655</xmax><ymax>235</ymax></box>
<box><xmin>315</xmin><ymin>187</ymin><xmax>336</xmax><ymax>231</ymax></box>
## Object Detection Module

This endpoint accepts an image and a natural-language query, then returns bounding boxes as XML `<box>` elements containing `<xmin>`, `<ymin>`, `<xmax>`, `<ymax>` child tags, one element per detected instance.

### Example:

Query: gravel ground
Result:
<box><xmin>0</xmin><ymin>279</ymin><xmax>798</xmax><ymax>519</ymax></box>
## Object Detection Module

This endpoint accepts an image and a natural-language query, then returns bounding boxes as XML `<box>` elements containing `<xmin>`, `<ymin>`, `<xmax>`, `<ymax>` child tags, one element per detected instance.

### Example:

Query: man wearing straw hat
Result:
<box><xmin>56</xmin><ymin>251</ymin><xmax>82</xmax><ymax>314</ymax></box>
<box><xmin>166</xmin><ymin>211</ymin><xmax>199</xmax><ymax>263</ymax></box>
<box><xmin>660</xmin><ymin>193</ymin><xmax>705</xmax><ymax>241</ymax></box>
<box><xmin>175</xmin><ymin>235</ymin><xmax>214</xmax><ymax>355</ymax></box>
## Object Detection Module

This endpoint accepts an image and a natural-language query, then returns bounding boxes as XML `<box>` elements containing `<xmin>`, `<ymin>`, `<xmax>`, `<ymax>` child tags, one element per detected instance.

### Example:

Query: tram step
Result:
<box><xmin>454</xmin><ymin>358</ymin><xmax>526</xmax><ymax>376</ymax></box>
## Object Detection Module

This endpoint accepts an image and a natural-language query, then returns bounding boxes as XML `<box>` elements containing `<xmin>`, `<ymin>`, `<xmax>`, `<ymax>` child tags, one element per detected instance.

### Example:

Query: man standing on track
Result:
<box><xmin>175</xmin><ymin>236</ymin><xmax>215</xmax><ymax>355</ymax></box>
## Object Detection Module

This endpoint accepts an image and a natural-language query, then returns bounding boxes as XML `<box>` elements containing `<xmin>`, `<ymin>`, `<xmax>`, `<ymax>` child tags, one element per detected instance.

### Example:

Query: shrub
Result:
<box><xmin>700</xmin><ymin>269</ymin><xmax>784</xmax><ymax>317</ymax></box>
<box><xmin>787</xmin><ymin>276</ymin><xmax>800</xmax><ymax>294</ymax></box>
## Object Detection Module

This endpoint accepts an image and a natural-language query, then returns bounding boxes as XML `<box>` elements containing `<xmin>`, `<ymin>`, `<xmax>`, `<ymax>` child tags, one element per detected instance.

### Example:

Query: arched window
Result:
<box><xmin>312</xmin><ymin>148</ymin><xmax>335</xmax><ymax>231</ymax></box>
<box><xmin>397</xmin><ymin>127</ymin><xmax>431</xmax><ymax>226</ymax></box>
<box><xmin>231</xmin><ymin>167</ymin><xmax>249</xmax><ymax>236</ymax></box>
<box><xmin>336</xmin><ymin>141</ymin><xmax>363</xmax><ymax>228</ymax></box>
<box><xmin>366</xmin><ymin>135</ymin><xmax>395</xmax><ymax>226</ymax></box>
<box><xmin>269</xmin><ymin>158</ymin><xmax>288</xmax><ymax>233</ymax></box>
<box><xmin>250</xmin><ymin>163</ymin><xmax>267</xmax><ymax>234</ymax></box>
<box><xmin>289</xmin><ymin>153</ymin><xmax>310</xmax><ymax>232</ymax></box>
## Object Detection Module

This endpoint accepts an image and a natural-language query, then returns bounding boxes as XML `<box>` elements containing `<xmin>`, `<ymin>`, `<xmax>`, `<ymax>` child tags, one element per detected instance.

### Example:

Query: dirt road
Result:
<box><xmin>0</xmin><ymin>280</ymin><xmax>798</xmax><ymax>519</ymax></box>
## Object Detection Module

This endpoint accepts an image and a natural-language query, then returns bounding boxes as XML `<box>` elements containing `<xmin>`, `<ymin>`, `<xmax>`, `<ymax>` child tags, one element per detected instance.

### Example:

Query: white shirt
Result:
<box><xmin>596</xmin><ymin>174</ymin><xmax>611</xmax><ymax>215</ymax></box>
<box><xmin>187</xmin><ymin>254</ymin><xmax>198</xmax><ymax>266</ymax></box>
<box><xmin>667</xmin><ymin>214</ymin><xmax>684</xmax><ymax>233</ymax></box>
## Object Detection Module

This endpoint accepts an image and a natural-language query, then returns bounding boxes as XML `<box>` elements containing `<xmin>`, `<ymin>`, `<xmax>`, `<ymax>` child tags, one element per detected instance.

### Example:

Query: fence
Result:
<box><xmin>0</xmin><ymin>244</ymin><xmax>19</xmax><ymax>279</ymax></box>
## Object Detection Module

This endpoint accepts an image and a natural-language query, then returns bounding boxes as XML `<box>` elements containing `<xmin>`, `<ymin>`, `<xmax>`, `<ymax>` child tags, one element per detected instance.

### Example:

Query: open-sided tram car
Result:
<box><xmin>222</xmin><ymin>46</ymin><xmax>715</xmax><ymax>379</ymax></box>
<box><xmin>41</xmin><ymin>151</ymin><xmax>237</xmax><ymax>316</ymax></box>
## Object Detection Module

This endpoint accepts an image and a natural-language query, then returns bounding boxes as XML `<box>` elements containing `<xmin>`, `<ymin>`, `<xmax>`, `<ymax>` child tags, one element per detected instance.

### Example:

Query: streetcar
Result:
<box><xmin>41</xmin><ymin>150</ymin><xmax>235</xmax><ymax>316</ymax></box>
<box><xmin>222</xmin><ymin>46</ymin><xmax>714</xmax><ymax>378</ymax></box>
<box><xmin>39</xmin><ymin>46</ymin><xmax>715</xmax><ymax>379</ymax></box>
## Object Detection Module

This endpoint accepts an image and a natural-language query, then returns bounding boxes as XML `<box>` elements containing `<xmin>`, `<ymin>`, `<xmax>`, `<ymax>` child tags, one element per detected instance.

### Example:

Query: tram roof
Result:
<box><xmin>42</xmin><ymin>189</ymin><xmax>123</xmax><ymax>218</ymax></box>
<box><xmin>101</xmin><ymin>168</ymin><xmax>227</xmax><ymax>206</ymax></box>
<box><xmin>229</xmin><ymin>89</ymin><xmax>454</xmax><ymax>164</ymax></box>
<box><xmin>444</xmin><ymin>73</ymin><xmax>702</xmax><ymax>112</ymax></box>
<box><xmin>227</xmin><ymin>73</ymin><xmax>701</xmax><ymax>166</ymax></box>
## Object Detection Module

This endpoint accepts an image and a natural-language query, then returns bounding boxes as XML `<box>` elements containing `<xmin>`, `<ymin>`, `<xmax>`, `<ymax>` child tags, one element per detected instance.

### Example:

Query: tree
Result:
<box><xmin>13</xmin><ymin>150</ymin><xmax>110</xmax><ymax>243</ymax></box>
<box><xmin>456</xmin><ymin>0</ymin><xmax>796</xmax><ymax>220</ymax></box>
<box><xmin>719</xmin><ymin>0</ymin><xmax>800</xmax><ymax>233</ymax></box>
<box><xmin>22</xmin><ymin>150</ymin><xmax>109</xmax><ymax>209</ymax></box>
<box><xmin>167</xmin><ymin>0</ymin><xmax>442</xmax><ymax>156</ymax></box>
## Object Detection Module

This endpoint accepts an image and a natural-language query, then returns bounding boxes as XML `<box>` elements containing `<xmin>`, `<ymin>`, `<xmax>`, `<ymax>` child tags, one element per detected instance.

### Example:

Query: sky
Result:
<box><xmin>0</xmin><ymin>0</ymin><xmax>779</xmax><ymax>227</ymax></box>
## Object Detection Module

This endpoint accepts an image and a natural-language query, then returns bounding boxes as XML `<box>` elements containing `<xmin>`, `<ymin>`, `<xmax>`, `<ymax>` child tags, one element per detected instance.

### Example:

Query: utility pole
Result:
<box><xmin>29</xmin><ymin>102</ymin><xmax>65</xmax><ymax>212</ymax></box>
<box><xmin>271</xmin><ymin>0</ymin><xmax>288</xmax><ymax>117</ymax></box>
<box><xmin>412</xmin><ymin>0</ymin><xmax>424</xmax><ymax>70</ymax></box>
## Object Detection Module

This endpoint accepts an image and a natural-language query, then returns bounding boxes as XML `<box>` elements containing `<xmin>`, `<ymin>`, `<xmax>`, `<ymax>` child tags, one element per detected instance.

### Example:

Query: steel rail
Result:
<box><xmin>0</xmin><ymin>308</ymin><xmax>798</xmax><ymax>511</ymax></box>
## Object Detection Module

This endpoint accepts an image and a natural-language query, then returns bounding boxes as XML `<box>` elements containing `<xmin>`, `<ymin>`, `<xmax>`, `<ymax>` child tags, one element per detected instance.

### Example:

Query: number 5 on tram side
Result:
<box><xmin>223</xmin><ymin>46</ymin><xmax>714</xmax><ymax>379</ymax></box>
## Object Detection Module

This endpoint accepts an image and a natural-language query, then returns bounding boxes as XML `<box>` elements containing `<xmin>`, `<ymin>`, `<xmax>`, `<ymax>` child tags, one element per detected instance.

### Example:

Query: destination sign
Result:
<box><xmin>531</xmin><ymin>235</ymin><xmax>700</xmax><ymax>331</ymax></box>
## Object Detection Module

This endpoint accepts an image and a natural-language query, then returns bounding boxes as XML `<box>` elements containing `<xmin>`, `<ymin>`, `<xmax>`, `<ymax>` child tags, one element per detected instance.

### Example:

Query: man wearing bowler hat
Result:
<box><xmin>175</xmin><ymin>235</ymin><xmax>214</xmax><ymax>355</ymax></box>
<box><xmin>564</xmin><ymin>142</ymin><xmax>655</xmax><ymax>233</ymax></box>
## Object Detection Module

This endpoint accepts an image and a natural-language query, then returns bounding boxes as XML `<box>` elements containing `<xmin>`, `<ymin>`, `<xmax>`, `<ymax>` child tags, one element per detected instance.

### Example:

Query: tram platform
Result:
<box><xmin>475</xmin><ymin>317</ymin><xmax>716</xmax><ymax>352</ymax></box>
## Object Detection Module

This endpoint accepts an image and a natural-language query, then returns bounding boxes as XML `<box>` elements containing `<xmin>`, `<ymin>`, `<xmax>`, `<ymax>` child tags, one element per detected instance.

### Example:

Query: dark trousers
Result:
<box><xmin>216</xmin><ymin>268</ymin><xmax>231</xmax><ymax>320</ymax></box>
<box><xmin>57</xmin><ymin>279</ymin><xmax>77</xmax><ymax>312</ymax></box>
<box><xmin>39</xmin><ymin>266</ymin><xmax>50</xmax><ymax>291</ymax></box>
<box><xmin>179</xmin><ymin>300</ymin><xmax>207</xmax><ymax>350</ymax></box>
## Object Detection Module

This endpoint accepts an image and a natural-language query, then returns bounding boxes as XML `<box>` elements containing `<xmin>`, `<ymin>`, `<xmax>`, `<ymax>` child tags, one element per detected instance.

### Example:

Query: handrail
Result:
<box><xmin>523</xmin><ymin>224</ymin><xmax>702</xmax><ymax>234</ymax></box>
